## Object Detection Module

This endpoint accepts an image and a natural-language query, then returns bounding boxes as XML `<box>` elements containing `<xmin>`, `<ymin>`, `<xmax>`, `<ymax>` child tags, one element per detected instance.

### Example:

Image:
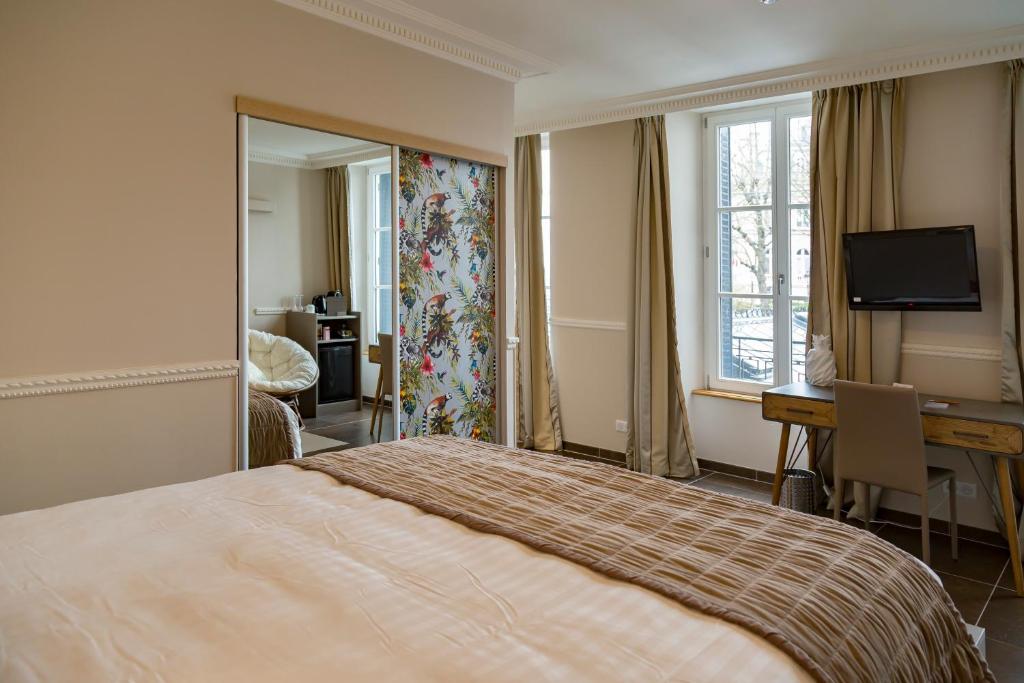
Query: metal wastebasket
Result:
<box><xmin>780</xmin><ymin>468</ymin><xmax>816</xmax><ymax>514</ymax></box>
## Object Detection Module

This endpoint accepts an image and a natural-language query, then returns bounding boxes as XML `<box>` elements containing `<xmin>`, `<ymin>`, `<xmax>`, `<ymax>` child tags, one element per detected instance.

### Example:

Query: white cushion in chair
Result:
<box><xmin>247</xmin><ymin>329</ymin><xmax>318</xmax><ymax>396</ymax></box>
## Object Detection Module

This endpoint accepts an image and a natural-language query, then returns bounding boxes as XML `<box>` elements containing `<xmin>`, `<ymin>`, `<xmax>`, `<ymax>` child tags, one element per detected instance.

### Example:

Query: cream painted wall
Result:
<box><xmin>0</xmin><ymin>0</ymin><xmax>514</xmax><ymax>513</ymax></box>
<box><xmin>888</xmin><ymin>63</ymin><xmax>1006</xmax><ymax>531</ymax></box>
<box><xmin>247</xmin><ymin>163</ymin><xmax>329</xmax><ymax>336</ymax></box>
<box><xmin>549</xmin><ymin>121</ymin><xmax>634</xmax><ymax>452</ymax></box>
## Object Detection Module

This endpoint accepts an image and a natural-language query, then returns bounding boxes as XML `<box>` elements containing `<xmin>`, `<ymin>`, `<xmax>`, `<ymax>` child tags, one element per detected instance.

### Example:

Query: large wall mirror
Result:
<box><xmin>239</xmin><ymin>116</ymin><xmax>400</xmax><ymax>468</ymax></box>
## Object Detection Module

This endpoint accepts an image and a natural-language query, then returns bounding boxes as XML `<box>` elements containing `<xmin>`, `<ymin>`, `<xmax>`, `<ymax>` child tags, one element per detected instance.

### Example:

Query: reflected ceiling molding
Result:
<box><xmin>275</xmin><ymin>0</ymin><xmax>556</xmax><ymax>82</ymax></box>
<box><xmin>249</xmin><ymin>143</ymin><xmax>391</xmax><ymax>169</ymax></box>
<box><xmin>515</xmin><ymin>25</ymin><xmax>1024</xmax><ymax>134</ymax></box>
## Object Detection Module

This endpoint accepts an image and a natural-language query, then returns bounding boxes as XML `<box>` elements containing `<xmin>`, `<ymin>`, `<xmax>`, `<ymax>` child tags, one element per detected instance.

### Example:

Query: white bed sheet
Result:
<box><xmin>0</xmin><ymin>464</ymin><xmax>811</xmax><ymax>682</ymax></box>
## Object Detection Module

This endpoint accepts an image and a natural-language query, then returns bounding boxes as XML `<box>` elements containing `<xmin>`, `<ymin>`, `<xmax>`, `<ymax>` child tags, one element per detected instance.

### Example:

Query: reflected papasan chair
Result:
<box><xmin>247</xmin><ymin>329</ymin><xmax>319</xmax><ymax>424</ymax></box>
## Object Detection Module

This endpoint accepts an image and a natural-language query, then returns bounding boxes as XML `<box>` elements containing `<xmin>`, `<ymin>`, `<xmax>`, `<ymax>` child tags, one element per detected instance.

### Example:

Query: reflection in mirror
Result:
<box><xmin>244</xmin><ymin>118</ymin><xmax>396</xmax><ymax>468</ymax></box>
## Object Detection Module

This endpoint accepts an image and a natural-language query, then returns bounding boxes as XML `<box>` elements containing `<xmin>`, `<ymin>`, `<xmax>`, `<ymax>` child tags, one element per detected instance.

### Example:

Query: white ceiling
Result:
<box><xmin>278</xmin><ymin>0</ymin><xmax>1024</xmax><ymax>132</ymax></box>
<box><xmin>410</xmin><ymin>0</ymin><xmax>1024</xmax><ymax>121</ymax></box>
<box><xmin>248</xmin><ymin>118</ymin><xmax>376</xmax><ymax>156</ymax></box>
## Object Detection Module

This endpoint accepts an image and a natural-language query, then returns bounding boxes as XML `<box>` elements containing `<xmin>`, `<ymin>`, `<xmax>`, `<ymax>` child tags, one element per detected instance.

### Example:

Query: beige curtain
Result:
<box><xmin>998</xmin><ymin>60</ymin><xmax>1024</xmax><ymax>536</ymax></box>
<box><xmin>325</xmin><ymin>166</ymin><xmax>352</xmax><ymax>299</ymax></box>
<box><xmin>514</xmin><ymin>135</ymin><xmax>563</xmax><ymax>451</ymax></box>
<box><xmin>626</xmin><ymin>116</ymin><xmax>698</xmax><ymax>478</ymax></box>
<box><xmin>809</xmin><ymin>79</ymin><xmax>904</xmax><ymax>520</ymax></box>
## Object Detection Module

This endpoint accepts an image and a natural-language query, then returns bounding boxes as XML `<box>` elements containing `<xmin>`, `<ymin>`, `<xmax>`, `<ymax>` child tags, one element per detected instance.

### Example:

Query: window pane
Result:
<box><xmin>719</xmin><ymin>209</ymin><xmax>773</xmax><ymax>295</ymax></box>
<box><xmin>720</xmin><ymin>297</ymin><xmax>774</xmax><ymax>383</ymax></box>
<box><xmin>789</xmin><ymin>116</ymin><xmax>811</xmax><ymax>204</ymax></box>
<box><xmin>791</xmin><ymin>299</ymin><xmax>808</xmax><ymax>383</ymax></box>
<box><xmin>719</xmin><ymin>120</ymin><xmax>772</xmax><ymax>208</ymax></box>
<box><xmin>789</xmin><ymin>207</ymin><xmax>811</xmax><ymax>297</ymax></box>
<box><xmin>541</xmin><ymin>217</ymin><xmax>551</xmax><ymax>288</ymax></box>
<box><xmin>541</xmin><ymin>146</ymin><xmax>551</xmax><ymax>218</ymax></box>
<box><xmin>378</xmin><ymin>288</ymin><xmax>392</xmax><ymax>335</ymax></box>
<box><xmin>377</xmin><ymin>229</ymin><xmax>392</xmax><ymax>285</ymax></box>
<box><xmin>377</xmin><ymin>173</ymin><xmax>392</xmax><ymax>228</ymax></box>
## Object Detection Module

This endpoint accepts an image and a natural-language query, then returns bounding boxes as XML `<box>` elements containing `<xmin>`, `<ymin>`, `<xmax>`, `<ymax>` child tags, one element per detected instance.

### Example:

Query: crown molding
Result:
<box><xmin>0</xmin><ymin>361</ymin><xmax>240</xmax><ymax>400</ymax></box>
<box><xmin>307</xmin><ymin>142</ymin><xmax>391</xmax><ymax>167</ymax></box>
<box><xmin>515</xmin><ymin>26</ymin><xmax>1024</xmax><ymax>134</ymax></box>
<box><xmin>249</xmin><ymin>143</ymin><xmax>390</xmax><ymax>169</ymax></box>
<box><xmin>248</xmin><ymin>148</ymin><xmax>314</xmax><ymax>169</ymax></box>
<box><xmin>275</xmin><ymin>0</ymin><xmax>555</xmax><ymax>82</ymax></box>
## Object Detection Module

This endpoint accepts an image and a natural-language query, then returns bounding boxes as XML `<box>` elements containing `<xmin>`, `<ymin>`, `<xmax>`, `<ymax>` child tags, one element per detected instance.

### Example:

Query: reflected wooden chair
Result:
<box><xmin>369</xmin><ymin>333</ymin><xmax>393</xmax><ymax>441</ymax></box>
<box><xmin>833</xmin><ymin>380</ymin><xmax>957</xmax><ymax>566</ymax></box>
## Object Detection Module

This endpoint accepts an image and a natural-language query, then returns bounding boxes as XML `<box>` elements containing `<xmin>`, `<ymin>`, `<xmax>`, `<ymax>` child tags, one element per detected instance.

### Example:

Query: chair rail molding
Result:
<box><xmin>0</xmin><ymin>361</ymin><xmax>240</xmax><ymax>400</ymax></box>
<box><xmin>274</xmin><ymin>0</ymin><xmax>556</xmax><ymax>82</ymax></box>
<box><xmin>900</xmin><ymin>342</ymin><xmax>1001</xmax><ymax>363</ymax></box>
<box><xmin>515</xmin><ymin>25</ymin><xmax>1024</xmax><ymax>134</ymax></box>
<box><xmin>550</xmin><ymin>317</ymin><xmax>627</xmax><ymax>332</ymax></box>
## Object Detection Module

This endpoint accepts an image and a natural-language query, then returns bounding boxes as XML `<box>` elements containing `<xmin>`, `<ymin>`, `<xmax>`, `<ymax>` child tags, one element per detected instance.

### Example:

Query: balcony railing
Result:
<box><xmin>725</xmin><ymin>336</ymin><xmax>806</xmax><ymax>383</ymax></box>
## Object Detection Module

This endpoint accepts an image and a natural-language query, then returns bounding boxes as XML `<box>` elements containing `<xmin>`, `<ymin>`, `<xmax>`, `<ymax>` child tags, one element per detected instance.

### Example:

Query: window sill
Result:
<box><xmin>691</xmin><ymin>388</ymin><xmax>763</xmax><ymax>404</ymax></box>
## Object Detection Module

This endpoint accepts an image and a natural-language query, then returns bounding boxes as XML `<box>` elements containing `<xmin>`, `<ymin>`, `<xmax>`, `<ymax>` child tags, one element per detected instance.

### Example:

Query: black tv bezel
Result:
<box><xmin>841</xmin><ymin>226</ymin><xmax>981</xmax><ymax>312</ymax></box>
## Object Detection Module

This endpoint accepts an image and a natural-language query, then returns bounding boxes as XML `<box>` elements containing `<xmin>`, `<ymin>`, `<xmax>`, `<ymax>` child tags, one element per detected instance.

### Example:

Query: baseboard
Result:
<box><xmin>362</xmin><ymin>395</ymin><xmax>392</xmax><ymax>408</ymax></box>
<box><xmin>562</xmin><ymin>440</ymin><xmax>626</xmax><ymax>464</ymax></box>
<box><xmin>697</xmin><ymin>459</ymin><xmax>1008</xmax><ymax>547</ymax></box>
<box><xmin>697</xmin><ymin>457</ymin><xmax>777</xmax><ymax>483</ymax></box>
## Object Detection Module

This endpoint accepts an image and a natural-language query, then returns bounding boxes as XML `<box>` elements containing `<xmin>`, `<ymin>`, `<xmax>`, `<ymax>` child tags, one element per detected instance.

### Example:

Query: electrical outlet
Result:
<box><xmin>615</xmin><ymin>420</ymin><xmax>628</xmax><ymax>433</ymax></box>
<box><xmin>956</xmin><ymin>482</ymin><xmax>977</xmax><ymax>499</ymax></box>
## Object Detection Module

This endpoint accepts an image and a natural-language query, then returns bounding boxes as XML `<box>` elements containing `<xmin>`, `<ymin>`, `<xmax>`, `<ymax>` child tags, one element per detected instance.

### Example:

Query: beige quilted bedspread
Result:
<box><xmin>293</xmin><ymin>436</ymin><xmax>993</xmax><ymax>683</ymax></box>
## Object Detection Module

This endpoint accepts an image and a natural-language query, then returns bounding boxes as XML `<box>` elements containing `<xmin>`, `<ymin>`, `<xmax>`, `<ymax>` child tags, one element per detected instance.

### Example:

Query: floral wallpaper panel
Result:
<box><xmin>398</xmin><ymin>149</ymin><xmax>497</xmax><ymax>441</ymax></box>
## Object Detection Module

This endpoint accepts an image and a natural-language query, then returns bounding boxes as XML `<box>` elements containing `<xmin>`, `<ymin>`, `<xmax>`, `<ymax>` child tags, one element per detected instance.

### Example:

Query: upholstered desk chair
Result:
<box><xmin>833</xmin><ymin>380</ymin><xmax>957</xmax><ymax>566</ymax></box>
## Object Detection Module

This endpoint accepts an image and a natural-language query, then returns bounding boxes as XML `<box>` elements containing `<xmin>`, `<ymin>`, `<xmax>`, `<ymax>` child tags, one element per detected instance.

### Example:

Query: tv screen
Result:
<box><xmin>842</xmin><ymin>226</ymin><xmax>981</xmax><ymax>311</ymax></box>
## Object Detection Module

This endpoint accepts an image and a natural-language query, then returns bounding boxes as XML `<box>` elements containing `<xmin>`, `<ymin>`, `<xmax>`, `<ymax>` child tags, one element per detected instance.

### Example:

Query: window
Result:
<box><xmin>541</xmin><ymin>132</ymin><xmax>552</xmax><ymax>325</ymax></box>
<box><xmin>703</xmin><ymin>102</ymin><xmax>811</xmax><ymax>391</ymax></box>
<box><xmin>368</xmin><ymin>165</ymin><xmax>392</xmax><ymax>344</ymax></box>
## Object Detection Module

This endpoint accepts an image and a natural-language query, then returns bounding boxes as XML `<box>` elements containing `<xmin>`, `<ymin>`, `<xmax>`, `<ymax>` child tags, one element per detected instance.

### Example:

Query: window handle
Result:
<box><xmin>777</xmin><ymin>273</ymin><xmax>786</xmax><ymax>293</ymax></box>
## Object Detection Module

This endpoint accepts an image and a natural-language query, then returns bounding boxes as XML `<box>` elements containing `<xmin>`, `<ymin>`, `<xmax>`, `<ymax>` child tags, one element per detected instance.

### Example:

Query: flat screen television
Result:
<box><xmin>842</xmin><ymin>226</ymin><xmax>981</xmax><ymax>311</ymax></box>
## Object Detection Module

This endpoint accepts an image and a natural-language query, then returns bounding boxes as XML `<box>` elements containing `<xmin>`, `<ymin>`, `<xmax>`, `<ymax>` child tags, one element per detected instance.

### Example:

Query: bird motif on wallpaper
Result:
<box><xmin>424</xmin><ymin>392</ymin><xmax>455</xmax><ymax>435</ymax></box>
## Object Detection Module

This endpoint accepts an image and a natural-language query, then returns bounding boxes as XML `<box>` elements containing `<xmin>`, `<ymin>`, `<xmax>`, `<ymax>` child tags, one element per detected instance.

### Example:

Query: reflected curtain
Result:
<box><xmin>808</xmin><ymin>79</ymin><xmax>904</xmax><ymax>520</ymax></box>
<box><xmin>325</xmin><ymin>166</ymin><xmax>352</xmax><ymax>299</ymax></box>
<box><xmin>998</xmin><ymin>59</ymin><xmax>1024</xmax><ymax>538</ymax></box>
<box><xmin>514</xmin><ymin>135</ymin><xmax>563</xmax><ymax>451</ymax></box>
<box><xmin>626</xmin><ymin>116</ymin><xmax>698</xmax><ymax>477</ymax></box>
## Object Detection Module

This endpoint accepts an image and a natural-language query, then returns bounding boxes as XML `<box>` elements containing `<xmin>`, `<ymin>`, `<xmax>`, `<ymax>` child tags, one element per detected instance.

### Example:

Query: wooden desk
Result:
<box><xmin>762</xmin><ymin>382</ymin><xmax>1024</xmax><ymax>596</ymax></box>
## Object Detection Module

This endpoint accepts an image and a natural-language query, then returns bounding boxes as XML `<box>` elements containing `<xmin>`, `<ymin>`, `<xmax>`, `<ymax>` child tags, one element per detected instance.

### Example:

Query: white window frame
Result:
<box><xmin>702</xmin><ymin>100</ymin><xmax>811</xmax><ymax>393</ymax></box>
<box><xmin>366</xmin><ymin>162</ymin><xmax>392</xmax><ymax>345</ymax></box>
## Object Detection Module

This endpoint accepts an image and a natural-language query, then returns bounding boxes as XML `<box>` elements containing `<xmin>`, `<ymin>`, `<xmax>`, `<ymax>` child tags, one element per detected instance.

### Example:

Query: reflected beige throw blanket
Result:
<box><xmin>292</xmin><ymin>436</ymin><xmax>992</xmax><ymax>683</ymax></box>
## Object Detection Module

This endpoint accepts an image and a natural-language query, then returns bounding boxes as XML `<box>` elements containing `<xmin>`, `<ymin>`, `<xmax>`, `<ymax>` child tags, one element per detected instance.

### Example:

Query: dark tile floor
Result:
<box><xmin>304</xmin><ymin>403</ymin><xmax>393</xmax><ymax>449</ymax></box>
<box><xmin>682</xmin><ymin>470</ymin><xmax>1024</xmax><ymax>681</ymax></box>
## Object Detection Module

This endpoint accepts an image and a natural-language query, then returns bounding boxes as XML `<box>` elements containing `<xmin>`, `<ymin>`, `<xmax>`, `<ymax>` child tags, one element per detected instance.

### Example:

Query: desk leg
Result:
<box><xmin>771</xmin><ymin>423</ymin><xmax>791</xmax><ymax>506</ymax></box>
<box><xmin>996</xmin><ymin>456</ymin><xmax>1024</xmax><ymax>597</ymax></box>
<box><xmin>807</xmin><ymin>428</ymin><xmax>818</xmax><ymax>474</ymax></box>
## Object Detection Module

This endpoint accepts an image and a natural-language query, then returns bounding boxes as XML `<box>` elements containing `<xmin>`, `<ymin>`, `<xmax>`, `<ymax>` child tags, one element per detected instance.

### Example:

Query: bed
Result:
<box><xmin>0</xmin><ymin>437</ymin><xmax>992</xmax><ymax>682</ymax></box>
